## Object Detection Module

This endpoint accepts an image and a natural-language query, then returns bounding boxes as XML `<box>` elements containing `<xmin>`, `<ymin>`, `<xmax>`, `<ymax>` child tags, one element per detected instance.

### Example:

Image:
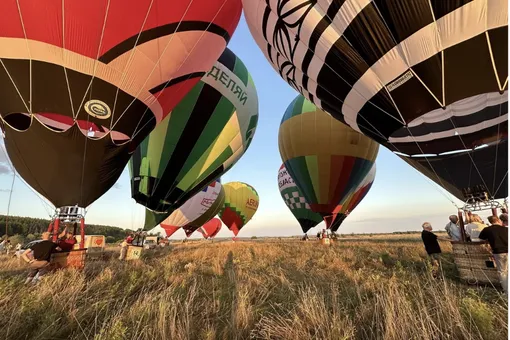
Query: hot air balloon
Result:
<box><xmin>330</xmin><ymin>164</ymin><xmax>376</xmax><ymax>233</ymax></box>
<box><xmin>243</xmin><ymin>0</ymin><xmax>507</xmax><ymax>203</ymax></box>
<box><xmin>198</xmin><ymin>218</ymin><xmax>223</xmax><ymax>239</ymax></box>
<box><xmin>278</xmin><ymin>164</ymin><xmax>323</xmax><ymax>234</ymax></box>
<box><xmin>279</xmin><ymin>95</ymin><xmax>379</xmax><ymax>229</ymax></box>
<box><xmin>130</xmin><ymin>47</ymin><xmax>259</xmax><ymax>227</ymax></box>
<box><xmin>159</xmin><ymin>225</ymin><xmax>181</xmax><ymax>239</ymax></box>
<box><xmin>0</xmin><ymin>0</ymin><xmax>242</xmax><ymax>245</ymax></box>
<box><xmin>219</xmin><ymin>182</ymin><xmax>259</xmax><ymax>236</ymax></box>
<box><xmin>155</xmin><ymin>179</ymin><xmax>224</xmax><ymax>237</ymax></box>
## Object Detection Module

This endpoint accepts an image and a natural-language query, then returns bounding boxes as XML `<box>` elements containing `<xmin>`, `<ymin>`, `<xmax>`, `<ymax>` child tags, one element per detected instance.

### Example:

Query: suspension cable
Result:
<box><xmin>4</xmin><ymin>170</ymin><xmax>16</xmax><ymax>237</ymax></box>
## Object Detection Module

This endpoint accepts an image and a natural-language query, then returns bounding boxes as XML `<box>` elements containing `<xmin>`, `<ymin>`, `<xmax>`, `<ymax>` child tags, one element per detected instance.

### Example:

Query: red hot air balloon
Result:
<box><xmin>161</xmin><ymin>225</ymin><xmax>181</xmax><ymax>238</ymax></box>
<box><xmin>198</xmin><ymin>218</ymin><xmax>222</xmax><ymax>239</ymax></box>
<box><xmin>0</xmin><ymin>0</ymin><xmax>242</xmax><ymax>247</ymax></box>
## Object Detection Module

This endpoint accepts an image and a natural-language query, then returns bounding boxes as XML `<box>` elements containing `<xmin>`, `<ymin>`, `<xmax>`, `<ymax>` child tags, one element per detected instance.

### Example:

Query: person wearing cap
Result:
<box><xmin>479</xmin><ymin>216</ymin><xmax>508</xmax><ymax>293</ymax></box>
<box><xmin>445</xmin><ymin>215</ymin><xmax>462</xmax><ymax>241</ymax></box>
<box><xmin>421</xmin><ymin>222</ymin><xmax>449</xmax><ymax>277</ymax></box>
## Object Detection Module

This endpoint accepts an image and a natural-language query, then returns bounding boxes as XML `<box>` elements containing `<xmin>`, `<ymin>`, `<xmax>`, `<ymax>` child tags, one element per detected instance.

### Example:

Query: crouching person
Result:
<box><xmin>21</xmin><ymin>232</ymin><xmax>61</xmax><ymax>284</ymax></box>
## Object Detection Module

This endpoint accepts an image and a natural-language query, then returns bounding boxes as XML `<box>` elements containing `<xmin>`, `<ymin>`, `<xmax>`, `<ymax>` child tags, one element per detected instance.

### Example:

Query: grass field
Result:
<box><xmin>0</xmin><ymin>234</ymin><xmax>507</xmax><ymax>340</ymax></box>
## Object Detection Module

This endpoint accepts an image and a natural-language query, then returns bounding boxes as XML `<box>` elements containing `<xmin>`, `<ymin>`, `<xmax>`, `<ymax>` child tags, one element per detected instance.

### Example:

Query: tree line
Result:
<box><xmin>0</xmin><ymin>215</ymin><xmax>130</xmax><ymax>245</ymax></box>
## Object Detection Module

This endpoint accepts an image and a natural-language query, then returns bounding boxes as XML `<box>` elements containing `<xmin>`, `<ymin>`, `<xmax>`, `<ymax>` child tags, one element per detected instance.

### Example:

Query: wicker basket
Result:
<box><xmin>126</xmin><ymin>245</ymin><xmax>143</xmax><ymax>260</ymax></box>
<box><xmin>50</xmin><ymin>249</ymin><xmax>87</xmax><ymax>270</ymax></box>
<box><xmin>321</xmin><ymin>238</ymin><xmax>331</xmax><ymax>246</ymax></box>
<box><xmin>451</xmin><ymin>241</ymin><xmax>500</xmax><ymax>286</ymax></box>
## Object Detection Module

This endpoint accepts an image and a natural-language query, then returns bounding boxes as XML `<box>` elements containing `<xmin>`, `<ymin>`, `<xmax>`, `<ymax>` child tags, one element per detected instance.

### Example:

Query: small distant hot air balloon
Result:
<box><xmin>244</xmin><ymin>0</ymin><xmax>507</xmax><ymax>202</ymax></box>
<box><xmin>279</xmin><ymin>95</ymin><xmax>379</xmax><ymax>230</ymax></box>
<box><xmin>197</xmin><ymin>218</ymin><xmax>223</xmax><ymax>239</ymax></box>
<box><xmin>278</xmin><ymin>164</ymin><xmax>323</xmax><ymax>234</ymax></box>
<box><xmin>219</xmin><ymin>182</ymin><xmax>259</xmax><ymax>237</ymax></box>
<box><xmin>154</xmin><ymin>179</ymin><xmax>225</xmax><ymax>237</ymax></box>
<box><xmin>130</xmin><ymin>47</ymin><xmax>259</xmax><ymax>227</ymax></box>
<box><xmin>330</xmin><ymin>164</ymin><xmax>376</xmax><ymax>233</ymax></box>
<box><xmin>0</xmin><ymin>0</ymin><xmax>242</xmax><ymax>246</ymax></box>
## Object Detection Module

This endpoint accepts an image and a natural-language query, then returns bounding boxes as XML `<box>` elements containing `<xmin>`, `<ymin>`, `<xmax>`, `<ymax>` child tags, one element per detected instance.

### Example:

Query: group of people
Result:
<box><xmin>421</xmin><ymin>213</ymin><xmax>508</xmax><ymax>293</ymax></box>
<box><xmin>21</xmin><ymin>225</ymin><xmax>78</xmax><ymax>285</ymax></box>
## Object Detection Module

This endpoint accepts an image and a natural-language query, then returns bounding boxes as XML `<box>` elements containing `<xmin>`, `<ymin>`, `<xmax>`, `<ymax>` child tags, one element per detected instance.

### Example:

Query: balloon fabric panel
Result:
<box><xmin>278</xmin><ymin>164</ymin><xmax>323</xmax><ymax>233</ymax></box>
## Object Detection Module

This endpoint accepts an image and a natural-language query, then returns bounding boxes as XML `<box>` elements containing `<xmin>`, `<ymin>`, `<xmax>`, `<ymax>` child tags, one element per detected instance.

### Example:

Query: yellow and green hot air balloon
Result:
<box><xmin>279</xmin><ymin>95</ymin><xmax>379</xmax><ymax>230</ymax></box>
<box><xmin>129</xmin><ymin>48</ymin><xmax>259</xmax><ymax>229</ymax></box>
<box><xmin>219</xmin><ymin>181</ymin><xmax>259</xmax><ymax>236</ymax></box>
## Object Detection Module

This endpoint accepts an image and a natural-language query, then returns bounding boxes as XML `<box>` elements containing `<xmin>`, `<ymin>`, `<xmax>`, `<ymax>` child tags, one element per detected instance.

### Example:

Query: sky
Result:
<box><xmin>0</xmin><ymin>14</ymin><xmax>470</xmax><ymax>239</ymax></box>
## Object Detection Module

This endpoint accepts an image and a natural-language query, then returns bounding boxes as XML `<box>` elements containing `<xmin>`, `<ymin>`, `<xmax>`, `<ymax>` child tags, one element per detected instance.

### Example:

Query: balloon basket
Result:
<box><xmin>451</xmin><ymin>241</ymin><xmax>501</xmax><ymax>286</ymax></box>
<box><xmin>321</xmin><ymin>238</ymin><xmax>331</xmax><ymax>246</ymax></box>
<box><xmin>50</xmin><ymin>249</ymin><xmax>87</xmax><ymax>270</ymax></box>
<box><xmin>125</xmin><ymin>245</ymin><xmax>143</xmax><ymax>261</ymax></box>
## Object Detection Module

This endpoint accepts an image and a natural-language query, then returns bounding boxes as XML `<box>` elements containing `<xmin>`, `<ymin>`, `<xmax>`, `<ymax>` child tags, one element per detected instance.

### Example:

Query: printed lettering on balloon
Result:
<box><xmin>206</xmin><ymin>66</ymin><xmax>248</xmax><ymax>105</ymax></box>
<box><xmin>246</xmin><ymin>198</ymin><xmax>258</xmax><ymax>210</ymax></box>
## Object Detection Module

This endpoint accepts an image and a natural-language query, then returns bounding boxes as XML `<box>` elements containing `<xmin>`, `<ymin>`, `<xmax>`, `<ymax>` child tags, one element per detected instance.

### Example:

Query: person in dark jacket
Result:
<box><xmin>480</xmin><ymin>216</ymin><xmax>508</xmax><ymax>293</ymax></box>
<box><xmin>421</xmin><ymin>222</ymin><xmax>449</xmax><ymax>277</ymax></box>
<box><xmin>21</xmin><ymin>232</ymin><xmax>61</xmax><ymax>284</ymax></box>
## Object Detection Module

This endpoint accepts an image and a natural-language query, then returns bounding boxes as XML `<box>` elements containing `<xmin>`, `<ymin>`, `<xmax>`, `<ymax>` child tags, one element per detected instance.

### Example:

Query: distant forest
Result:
<box><xmin>0</xmin><ymin>215</ymin><xmax>132</xmax><ymax>244</ymax></box>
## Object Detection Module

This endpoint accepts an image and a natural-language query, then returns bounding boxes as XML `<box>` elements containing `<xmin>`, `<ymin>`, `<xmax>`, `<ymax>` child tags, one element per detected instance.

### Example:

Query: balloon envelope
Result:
<box><xmin>155</xmin><ymin>179</ymin><xmax>224</xmax><ymax>233</ymax></box>
<box><xmin>219</xmin><ymin>182</ymin><xmax>259</xmax><ymax>236</ymax></box>
<box><xmin>0</xmin><ymin>0</ymin><xmax>242</xmax><ymax>208</ymax></box>
<box><xmin>278</xmin><ymin>164</ymin><xmax>323</xmax><ymax>233</ymax></box>
<box><xmin>160</xmin><ymin>225</ymin><xmax>181</xmax><ymax>238</ymax></box>
<box><xmin>197</xmin><ymin>218</ymin><xmax>222</xmax><ymax>239</ymax></box>
<box><xmin>330</xmin><ymin>164</ymin><xmax>376</xmax><ymax>233</ymax></box>
<box><xmin>243</xmin><ymin>0</ymin><xmax>507</xmax><ymax>201</ymax></box>
<box><xmin>130</xmin><ymin>47</ymin><xmax>259</xmax><ymax>216</ymax></box>
<box><xmin>279</xmin><ymin>95</ymin><xmax>379</xmax><ymax>228</ymax></box>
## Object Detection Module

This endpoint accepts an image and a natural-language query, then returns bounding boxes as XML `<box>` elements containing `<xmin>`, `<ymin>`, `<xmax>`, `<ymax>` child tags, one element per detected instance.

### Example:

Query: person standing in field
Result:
<box><xmin>119</xmin><ymin>238</ymin><xmax>128</xmax><ymax>260</ymax></box>
<box><xmin>421</xmin><ymin>222</ymin><xmax>449</xmax><ymax>277</ymax></box>
<box><xmin>21</xmin><ymin>232</ymin><xmax>61</xmax><ymax>284</ymax></box>
<box><xmin>4</xmin><ymin>240</ymin><xmax>12</xmax><ymax>255</ymax></box>
<box><xmin>445</xmin><ymin>215</ymin><xmax>462</xmax><ymax>241</ymax></box>
<box><xmin>479</xmin><ymin>216</ymin><xmax>508</xmax><ymax>293</ymax></box>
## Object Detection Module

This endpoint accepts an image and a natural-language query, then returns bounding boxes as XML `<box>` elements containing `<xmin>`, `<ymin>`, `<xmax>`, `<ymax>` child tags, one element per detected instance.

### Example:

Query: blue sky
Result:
<box><xmin>0</xmin><ymin>15</ymin><xmax>467</xmax><ymax>238</ymax></box>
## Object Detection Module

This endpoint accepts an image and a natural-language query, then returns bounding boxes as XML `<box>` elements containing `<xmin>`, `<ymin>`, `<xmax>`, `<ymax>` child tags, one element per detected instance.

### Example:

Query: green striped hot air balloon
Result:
<box><xmin>130</xmin><ymin>48</ymin><xmax>259</xmax><ymax>229</ymax></box>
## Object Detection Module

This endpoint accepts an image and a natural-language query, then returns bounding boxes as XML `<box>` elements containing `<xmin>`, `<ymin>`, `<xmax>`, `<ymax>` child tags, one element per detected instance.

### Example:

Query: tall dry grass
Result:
<box><xmin>0</xmin><ymin>236</ymin><xmax>506</xmax><ymax>340</ymax></box>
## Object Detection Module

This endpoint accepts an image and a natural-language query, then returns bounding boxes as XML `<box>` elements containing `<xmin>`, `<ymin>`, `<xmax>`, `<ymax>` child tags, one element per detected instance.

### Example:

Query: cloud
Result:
<box><xmin>0</xmin><ymin>188</ymin><xmax>11</xmax><ymax>193</ymax></box>
<box><xmin>0</xmin><ymin>163</ymin><xmax>12</xmax><ymax>175</ymax></box>
<box><xmin>113</xmin><ymin>182</ymin><xmax>122</xmax><ymax>190</ymax></box>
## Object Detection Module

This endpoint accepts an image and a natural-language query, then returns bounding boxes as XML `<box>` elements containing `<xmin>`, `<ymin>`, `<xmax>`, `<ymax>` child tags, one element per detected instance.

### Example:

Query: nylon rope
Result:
<box><xmin>491</xmin><ymin>102</ymin><xmax>503</xmax><ymax>194</ymax></box>
<box><xmin>4</xmin><ymin>169</ymin><xmax>16</xmax><ymax>237</ymax></box>
<box><xmin>357</xmin><ymin>114</ymin><xmax>460</xmax><ymax>209</ymax></box>
<box><xmin>108</xmin><ymin>0</ymin><xmax>156</xmax><ymax>130</ymax></box>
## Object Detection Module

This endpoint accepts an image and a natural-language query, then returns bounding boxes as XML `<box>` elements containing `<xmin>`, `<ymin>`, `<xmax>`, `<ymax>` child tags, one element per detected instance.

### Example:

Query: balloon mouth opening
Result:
<box><xmin>2</xmin><ymin>112</ymin><xmax>130</xmax><ymax>142</ymax></box>
<box><xmin>2</xmin><ymin>112</ymin><xmax>31</xmax><ymax>131</ymax></box>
